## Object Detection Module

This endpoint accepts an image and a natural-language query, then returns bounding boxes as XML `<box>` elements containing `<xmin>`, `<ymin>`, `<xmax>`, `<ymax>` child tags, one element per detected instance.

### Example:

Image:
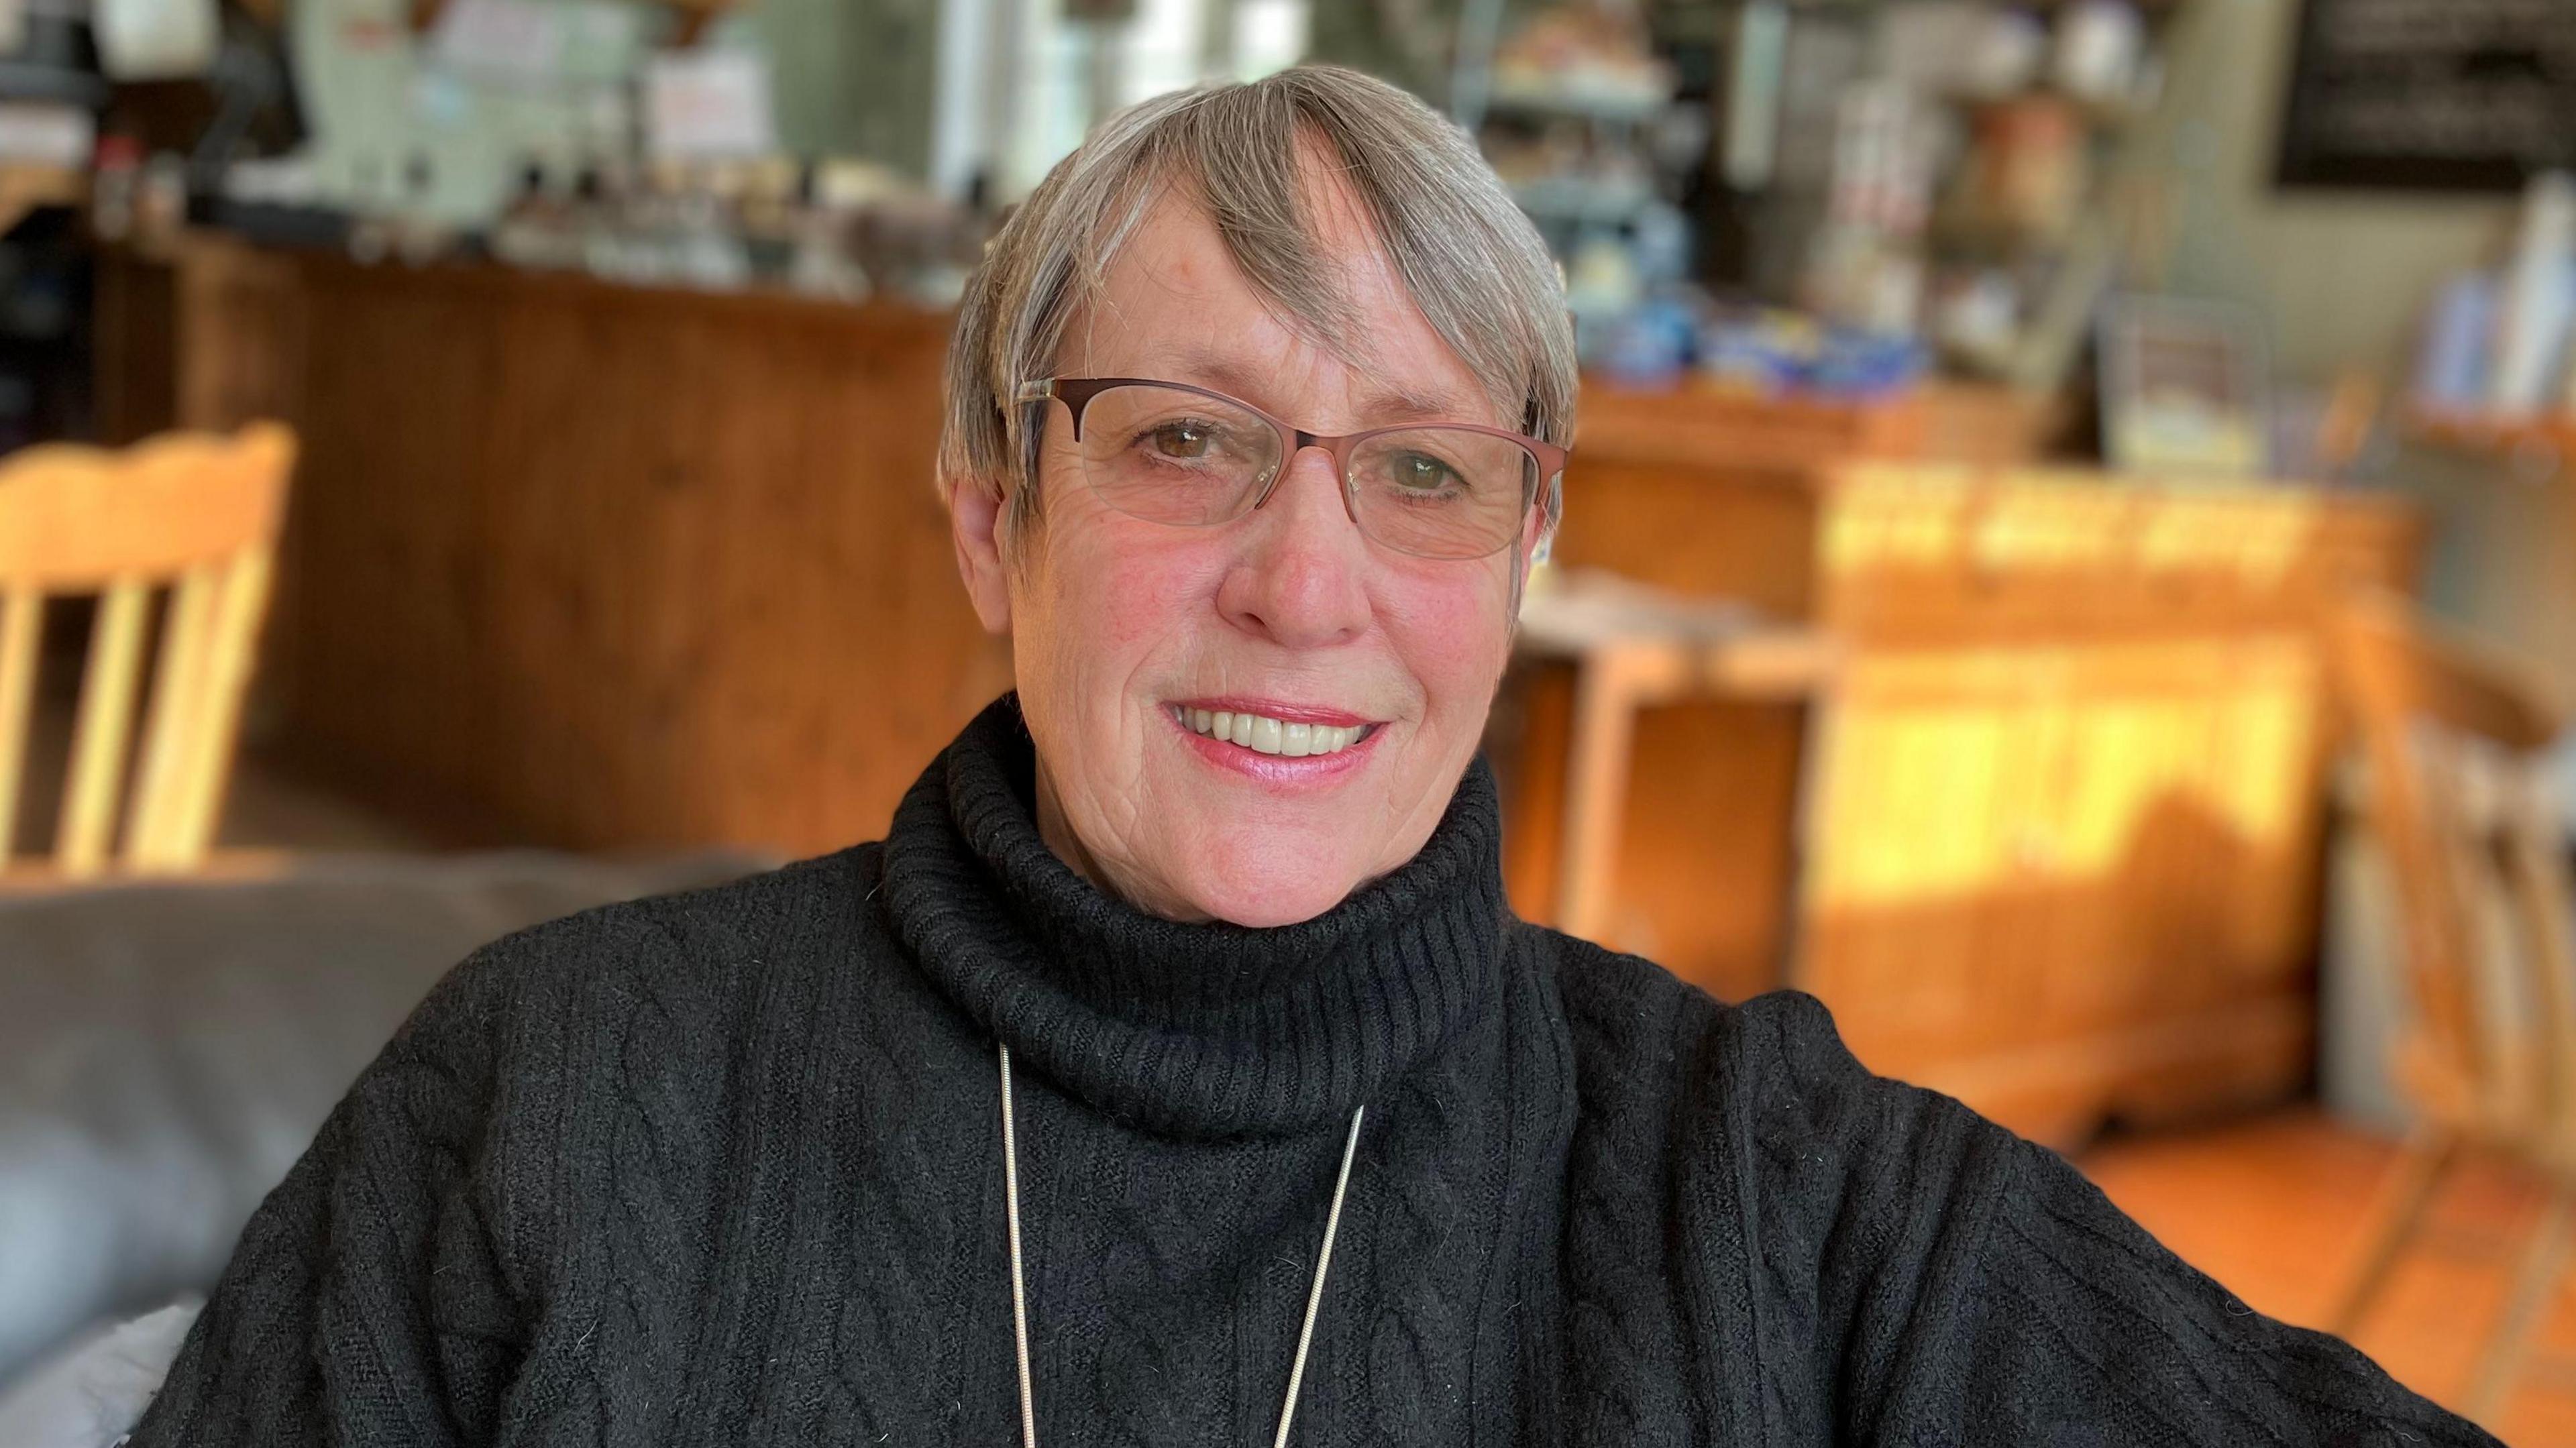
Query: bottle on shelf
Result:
<box><xmin>492</xmin><ymin>160</ymin><xmax>582</xmax><ymax>271</ymax></box>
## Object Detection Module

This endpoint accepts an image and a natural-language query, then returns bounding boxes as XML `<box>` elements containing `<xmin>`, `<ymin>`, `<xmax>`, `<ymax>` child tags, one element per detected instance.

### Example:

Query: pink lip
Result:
<box><xmin>1163</xmin><ymin>704</ymin><xmax>1385</xmax><ymax>787</ymax></box>
<box><xmin>1167</xmin><ymin>697</ymin><xmax>1374</xmax><ymax>728</ymax></box>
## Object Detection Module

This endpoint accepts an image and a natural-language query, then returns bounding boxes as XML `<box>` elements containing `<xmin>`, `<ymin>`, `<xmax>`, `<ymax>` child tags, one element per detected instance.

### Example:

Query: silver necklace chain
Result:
<box><xmin>998</xmin><ymin>1043</ymin><xmax>1366</xmax><ymax>1448</ymax></box>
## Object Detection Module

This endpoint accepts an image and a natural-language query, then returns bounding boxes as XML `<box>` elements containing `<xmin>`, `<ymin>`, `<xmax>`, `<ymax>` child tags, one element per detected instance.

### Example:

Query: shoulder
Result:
<box><xmin>385</xmin><ymin>844</ymin><xmax>887</xmax><ymax>1089</ymax></box>
<box><xmin>1532</xmin><ymin>927</ymin><xmax>2036</xmax><ymax>1423</ymax></box>
<box><xmin>1529</xmin><ymin>920</ymin><xmax>2008</xmax><ymax>1246</ymax></box>
<box><xmin>1523</xmin><ymin>921</ymin><xmax>1900</xmax><ymax>1140</ymax></box>
<box><xmin>367</xmin><ymin>846</ymin><xmax>894</xmax><ymax>1250</ymax></box>
<box><xmin>438</xmin><ymin>845</ymin><xmax>876</xmax><ymax>1001</ymax></box>
<box><xmin>483</xmin><ymin>843</ymin><xmax>874</xmax><ymax>964</ymax></box>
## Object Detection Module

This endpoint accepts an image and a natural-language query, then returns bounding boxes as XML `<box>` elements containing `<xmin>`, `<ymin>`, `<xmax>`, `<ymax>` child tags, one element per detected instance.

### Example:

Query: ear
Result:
<box><xmin>1519</xmin><ymin>488</ymin><xmax>1556</xmax><ymax>573</ymax></box>
<box><xmin>949</xmin><ymin>476</ymin><xmax>1015</xmax><ymax>635</ymax></box>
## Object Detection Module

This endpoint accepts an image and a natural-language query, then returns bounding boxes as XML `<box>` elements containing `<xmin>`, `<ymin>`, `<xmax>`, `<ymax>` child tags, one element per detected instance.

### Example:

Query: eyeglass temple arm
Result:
<box><xmin>1012</xmin><ymin>381</ymin><xmax>1057</xmax><ymax>405</ymax></box>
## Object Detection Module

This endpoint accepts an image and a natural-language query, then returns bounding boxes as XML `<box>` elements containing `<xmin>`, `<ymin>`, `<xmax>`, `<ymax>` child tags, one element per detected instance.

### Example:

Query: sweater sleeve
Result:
<box><xmin>1927</xmin><ymin>1129</ymin><xmax>2499</xmax><ymax>1448</ymax></box>
<box><xmin>1734</xmin><ymin>993</ymin><xmax>2500</xmax><ymax>1448</ymax></box>
<box><xmin>125</xmin><ymin>944</ymin><xmax>526</xmax><ymax>1448</ymax></box>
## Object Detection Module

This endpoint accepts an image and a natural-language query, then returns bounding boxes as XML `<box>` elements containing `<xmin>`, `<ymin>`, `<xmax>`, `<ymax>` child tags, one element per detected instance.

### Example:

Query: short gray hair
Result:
<box><xmin>937</xmin><ymin>64</ymin><xmax>1577</xmax><ymax>547</ymax></box>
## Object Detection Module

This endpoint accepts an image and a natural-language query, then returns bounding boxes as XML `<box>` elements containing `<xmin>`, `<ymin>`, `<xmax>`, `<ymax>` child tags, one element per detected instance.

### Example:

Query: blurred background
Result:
<box><xmin>3</xmin><ymin>0</ymin><xmax>2576</xmax><ymax>1437</ymax></box>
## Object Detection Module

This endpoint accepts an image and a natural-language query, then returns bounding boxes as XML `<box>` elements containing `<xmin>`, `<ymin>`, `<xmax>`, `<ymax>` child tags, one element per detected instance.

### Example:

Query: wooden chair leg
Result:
<box><xmin>2467</xmin><ymin>1181</ymin><xmax>2576</xmax><ymax>1427</ymax></box>
<box><xmin>1556</xmin><ymin>646</ymin><xmax>1642</xmax><ymax>944</ymax></box>
<box><xmin>2325</xmin><ymin>1126</ymin><xmax>2457</xmax><ymax>1336</ymax></box>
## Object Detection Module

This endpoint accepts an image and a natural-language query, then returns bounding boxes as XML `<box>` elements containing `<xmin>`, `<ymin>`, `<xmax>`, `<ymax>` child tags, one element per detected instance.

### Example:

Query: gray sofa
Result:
<box><xmin>0</xmin><ymin>849</ymin><xmax>766</xmax><ymax>1389</ymax></box>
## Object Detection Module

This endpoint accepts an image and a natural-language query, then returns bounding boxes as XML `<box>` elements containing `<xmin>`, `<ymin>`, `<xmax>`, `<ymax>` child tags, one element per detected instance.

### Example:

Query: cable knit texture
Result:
<box><xmin>131</xmin><ymin>695</ymin><xmax>2496</xmax><ymax>1447</ymax></box>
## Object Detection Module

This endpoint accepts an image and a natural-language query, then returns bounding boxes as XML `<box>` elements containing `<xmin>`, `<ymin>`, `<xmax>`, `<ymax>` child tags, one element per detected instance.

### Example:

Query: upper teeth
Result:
<box><xmin>1178</xmin><ymin>707</ymin><xmax>1366</xmax><ymax>757</ymax></box>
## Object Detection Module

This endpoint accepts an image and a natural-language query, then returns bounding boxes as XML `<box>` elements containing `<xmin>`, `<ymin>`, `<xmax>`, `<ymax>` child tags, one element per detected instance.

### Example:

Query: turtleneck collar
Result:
<box><xmin>877</xmin><ymin>695</ymin><xmax>1513</xmax><ymax>1140</ymax></box>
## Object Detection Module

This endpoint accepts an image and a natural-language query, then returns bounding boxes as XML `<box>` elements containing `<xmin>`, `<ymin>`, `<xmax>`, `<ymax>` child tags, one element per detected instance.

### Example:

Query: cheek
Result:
<box><xmin>1018</xmin><ymin>512</ymin><xmax>1226</xmax><ymax>707</ymax></box>
<box><xmin>1379</xmin><ymin>561</ymin><xmax>1516</xmax><ymax>718</ymax></box>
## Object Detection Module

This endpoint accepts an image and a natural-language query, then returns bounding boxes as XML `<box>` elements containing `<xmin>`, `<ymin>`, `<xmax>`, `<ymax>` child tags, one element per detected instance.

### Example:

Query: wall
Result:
<box><xmin>290</xmin><ymin>0</ymin><xmax>651</xmax><ymax>225</ymax></box>
<box><xmin>744</xmin><ymin>0</ymin><xmax>937</xmax><ymax>173</ymax></box>
<box><xmin>2157</xmin><ymin>0</ymin><xmax>2515</xmax><ymax>386</ymax></box>
<box><xmin>285</xmin><ymin>0</ymin><xmax>941</xmax><ymax>227</ymax></box>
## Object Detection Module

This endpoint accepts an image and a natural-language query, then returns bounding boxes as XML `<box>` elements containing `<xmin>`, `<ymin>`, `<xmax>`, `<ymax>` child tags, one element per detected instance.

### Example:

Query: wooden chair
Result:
<box><xmin>0</xmin><ymin>424</ymin><xmax>295</xmax><ymax>881</ymax></box>
<box><xmin>2326</xmin><ymin>588</ymin><xmax>2576</xmax><ymax>1425</ymax></box>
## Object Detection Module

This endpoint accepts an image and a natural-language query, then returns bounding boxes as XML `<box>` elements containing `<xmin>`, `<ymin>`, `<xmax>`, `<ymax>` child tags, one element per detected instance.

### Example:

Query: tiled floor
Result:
<box><xmin>2083</xmin><ymin>1113</ymin><xmax>2576</xmax><ymax>1446</ymax></box>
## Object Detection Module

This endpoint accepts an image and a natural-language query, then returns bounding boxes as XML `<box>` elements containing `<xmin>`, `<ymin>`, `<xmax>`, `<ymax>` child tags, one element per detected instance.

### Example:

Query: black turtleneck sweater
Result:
<box><xmin>132</xmin><ymin>698</ymin><xmax>2491</xmax><ymax>1447</ymax></box>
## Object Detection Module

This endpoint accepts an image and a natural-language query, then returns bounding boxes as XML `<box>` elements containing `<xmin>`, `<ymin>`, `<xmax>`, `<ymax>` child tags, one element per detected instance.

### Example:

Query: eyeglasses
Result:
<box><xmin>1014</xmin><ymin>377</ymin><xmax>1570</xmax><ymax>561</ymax></box>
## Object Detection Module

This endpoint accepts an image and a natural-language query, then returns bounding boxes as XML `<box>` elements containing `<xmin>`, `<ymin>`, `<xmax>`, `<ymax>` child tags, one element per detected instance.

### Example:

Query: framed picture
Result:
<box><xmin>2099</xmin><ymin>296</ymin><xmax>2272</xmax><ymax>477</ymax></box>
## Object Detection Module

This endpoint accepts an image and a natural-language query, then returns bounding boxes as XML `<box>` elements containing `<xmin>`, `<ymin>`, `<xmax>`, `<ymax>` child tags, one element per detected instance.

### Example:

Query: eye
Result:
<box><xmin>1147</xmin><ymin>420</ymin><xmax>1220</xmax><ymax>459</ymax></box>
<box><xmin>1389</xmin><ymin>451</ymin><xmax>1464</xmax><ymax>492</ymax></box>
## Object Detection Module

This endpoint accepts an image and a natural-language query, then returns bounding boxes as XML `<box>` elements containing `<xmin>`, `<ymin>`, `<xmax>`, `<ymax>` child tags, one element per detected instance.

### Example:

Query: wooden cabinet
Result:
<box><xmin>1513</xmin><ymin>417</ymin><xmax>2422</xmax><ymax>1141</ymax></box>
<box><xmin>1803</xmin><ymin>635</ymin><xmax>2331</xmax><ymax>1139</ymax></box>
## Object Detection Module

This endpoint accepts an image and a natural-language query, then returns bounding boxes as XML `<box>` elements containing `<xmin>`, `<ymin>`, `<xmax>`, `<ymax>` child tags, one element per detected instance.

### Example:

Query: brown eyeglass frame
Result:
<box><xmin>1015</xmin><ymin>376</ymin><xmax>1570</xmax><ymax>556</ymax></box>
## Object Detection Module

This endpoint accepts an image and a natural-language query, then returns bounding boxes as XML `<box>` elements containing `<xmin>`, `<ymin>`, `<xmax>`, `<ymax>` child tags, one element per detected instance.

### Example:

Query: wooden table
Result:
<box><xmin>1513</xmin><ymin>571</ymin><xmax>1836</xmax><ymax>945</ymax></box>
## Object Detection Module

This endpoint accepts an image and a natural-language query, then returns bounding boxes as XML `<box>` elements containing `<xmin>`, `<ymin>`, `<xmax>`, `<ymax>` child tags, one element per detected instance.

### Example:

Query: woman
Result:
<box><xmin>135</xmin><ymin>66</ymin><xmax>2489</xmax><ymax>1447</ymax></box>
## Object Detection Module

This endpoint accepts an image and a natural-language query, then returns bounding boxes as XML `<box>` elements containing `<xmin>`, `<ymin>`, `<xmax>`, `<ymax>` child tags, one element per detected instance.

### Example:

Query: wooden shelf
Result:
<box><xmin>1572</xmin><ymin>377</ymin><xmax>2060</xmax><ymax>475</ymax></box>
<box><xmin>1936</xmin><ymin>86</ymin><xmax>2152</xmax><ymax>133</ymax></box>
<box><xmin>2403</xmin><ymin>407</ymin><xmax>2576</xmax><ymax>468</ymax></box>
<box><xmin>0</xmin><ymin>166</ymin><xmax>81</xmax><ymax>236</ymax></box>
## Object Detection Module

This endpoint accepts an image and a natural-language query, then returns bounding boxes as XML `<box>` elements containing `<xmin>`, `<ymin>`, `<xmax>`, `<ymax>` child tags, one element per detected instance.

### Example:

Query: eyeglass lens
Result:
<box><xmin>1064</xmin><ymin>384</ymin><xmax>1538</xmax><ymax>561</ymax></box>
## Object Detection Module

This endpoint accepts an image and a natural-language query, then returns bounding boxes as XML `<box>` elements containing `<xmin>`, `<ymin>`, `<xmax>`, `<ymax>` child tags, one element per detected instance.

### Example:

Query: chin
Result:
<box><xmin>1180</xmin><ymin>858</ymin><xmax>1360</xmax><ymax>929</ymax></box>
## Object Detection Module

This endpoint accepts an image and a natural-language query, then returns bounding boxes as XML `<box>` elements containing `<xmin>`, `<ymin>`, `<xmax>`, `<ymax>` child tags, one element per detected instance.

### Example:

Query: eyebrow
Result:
<box><xmin>1150</xmin><ymin>346</ymin><xmax>1484</xmax><ymax>428</ymax></box>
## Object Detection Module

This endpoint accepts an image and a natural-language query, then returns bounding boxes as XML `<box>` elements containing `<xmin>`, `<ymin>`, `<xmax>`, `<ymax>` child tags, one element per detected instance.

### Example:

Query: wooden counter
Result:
<box><xmin>1508</xmin><ymin>382</ymin><xmax>2424</xmax><ymax>1141</ymax></box>
<box><xmin>1499</xmin><ymin>379</ymin><xmax>2066</xmax><ymax>1010</ymax></box>
<box><xmin>99</xmin><ymin>237</ymin><xmax>1006</xmax><ymax>854</ymax></box>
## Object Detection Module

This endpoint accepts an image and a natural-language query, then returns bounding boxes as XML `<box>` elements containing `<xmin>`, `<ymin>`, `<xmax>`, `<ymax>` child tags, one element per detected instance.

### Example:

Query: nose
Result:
<box><xmin>1215</xmin><ymin>445</ymin><xmax>1370</xmax><ymax>649</ymax></box>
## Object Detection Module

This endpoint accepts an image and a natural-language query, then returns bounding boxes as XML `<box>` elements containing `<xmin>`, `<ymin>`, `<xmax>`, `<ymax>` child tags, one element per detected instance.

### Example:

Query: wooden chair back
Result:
<box><xmin>0</xmin><ymin>424</ymin><xmax>295</xmax><ymax>879</ymax></box>
<box><xmin>2332</xmin><ymin>590</ymin><xmax>2576</xmax><ymax>1144</ymax></box>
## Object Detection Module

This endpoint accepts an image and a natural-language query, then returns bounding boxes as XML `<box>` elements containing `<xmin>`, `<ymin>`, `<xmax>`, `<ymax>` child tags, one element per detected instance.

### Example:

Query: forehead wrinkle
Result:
<box><xmin>1151</xmin><ymin>342</ymin><xmax>1480</xmax><ymax>427</ymax></box>
<box><xmin>1060</xmin><ymin>163</ymin><xmax>1507</xmax><ymax>426</ymax></box>
<box><xmin>1052</xmin><ymin>167</ymin><xmax>1193</xmax><ymax>375</ymax></box>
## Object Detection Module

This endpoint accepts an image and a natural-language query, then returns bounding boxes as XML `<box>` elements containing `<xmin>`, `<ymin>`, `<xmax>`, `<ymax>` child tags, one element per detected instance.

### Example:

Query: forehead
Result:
<box><xmin>1058</xmin><ymin>171</ymin><xmax>1509</xmax><ymax>431</ymax></box>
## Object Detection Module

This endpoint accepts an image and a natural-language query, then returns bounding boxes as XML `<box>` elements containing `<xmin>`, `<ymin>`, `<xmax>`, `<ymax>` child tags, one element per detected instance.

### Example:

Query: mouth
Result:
<box><xmin>1161</xmin><ymin>698</ymin><xmax>1385</xmax><ymax>784</ymax></box>
<box><xmin>1167</xmin><ymin>700</ymin><xmax>1379</xmax><ymax>759</ymax></box>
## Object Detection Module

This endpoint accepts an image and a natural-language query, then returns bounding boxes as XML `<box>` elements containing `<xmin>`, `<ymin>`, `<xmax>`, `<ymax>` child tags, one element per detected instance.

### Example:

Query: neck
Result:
<box><xmin>877</xmin><ymin>694</ymin><xmax>1515</xmax><ymax>1138</ymax></box>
